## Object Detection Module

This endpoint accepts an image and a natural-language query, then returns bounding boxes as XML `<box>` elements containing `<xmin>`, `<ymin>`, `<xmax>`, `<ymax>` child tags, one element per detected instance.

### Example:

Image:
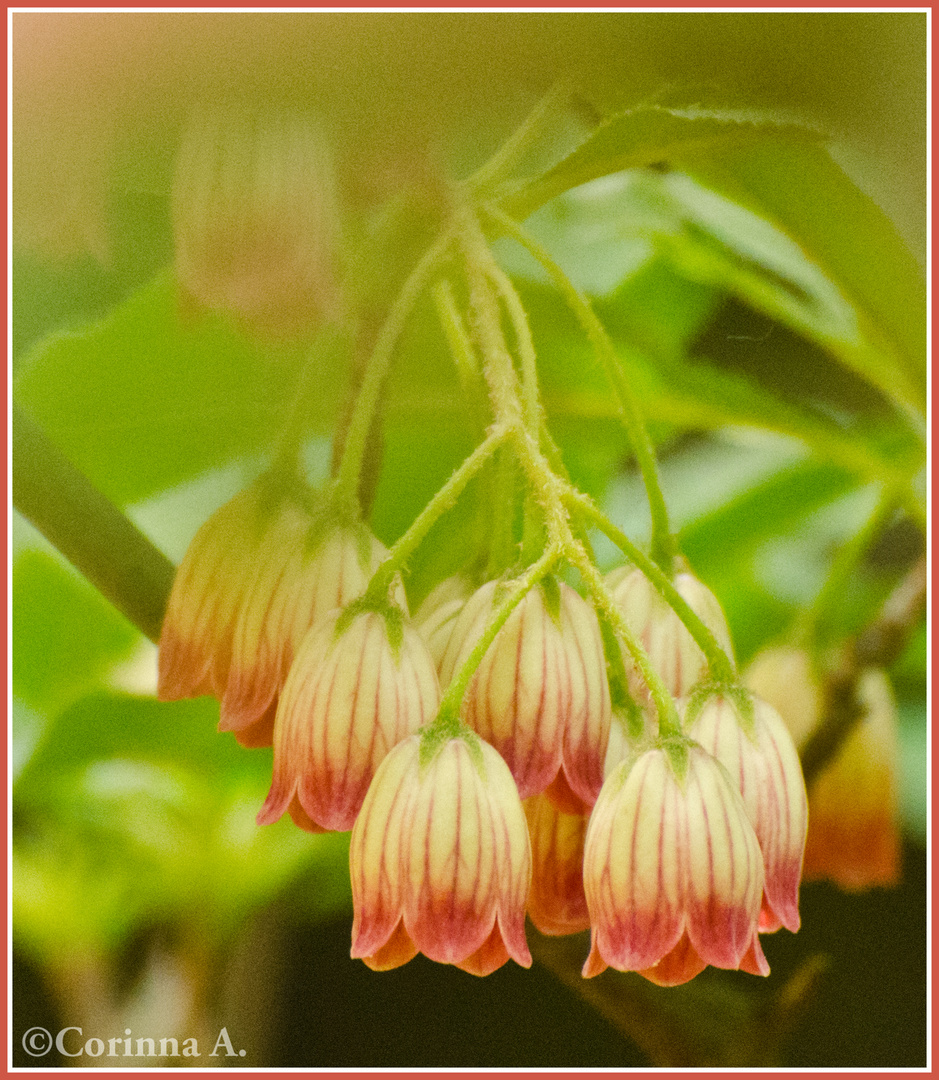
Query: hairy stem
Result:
<box><xmin>334</xmin><ymin>230</ymin><xmax>452</xmax><ymax>507</ymax></box>
<box><xmin>482</xmin><ymin>203</ymin><xmax>677</xmax><ymax>573</ymax></box>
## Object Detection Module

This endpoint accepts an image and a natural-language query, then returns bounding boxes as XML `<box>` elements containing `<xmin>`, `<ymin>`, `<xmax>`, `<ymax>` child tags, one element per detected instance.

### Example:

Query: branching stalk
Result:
<box><xmin>335</xmin><ymin>230</ymin><xmax>452</xmax><ymax>508</ymax></box>
<box><xmin>482</xmin><ymin>202</ymin><xmax>678</xmax><ymax>574</ymax></box>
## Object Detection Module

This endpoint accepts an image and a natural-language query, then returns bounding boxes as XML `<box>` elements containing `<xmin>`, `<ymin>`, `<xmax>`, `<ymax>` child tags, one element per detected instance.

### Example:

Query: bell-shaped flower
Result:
<box><xmin>582</xmin><ymin>743</ymin><xmax>768</xmax><ymax>986</ymax></box>
<box><xmin>157</xmin><ymin>484</ymin><xmax>309</xmax><ymax>705</ymax></box>
<box><xmin>173</xmin><ymin>104</ymin><xmax>342</xmax><ymax>340</ymax></box>
<box><xmin>746</xmin><ymin>647</ymin><xmax>899</xmax><ymax>891</ymax></box>
<box><xmin>525</xmin><ymin>793</ymin><xmax>590</xmax><ymax>936</ymax></box>
<box><xmin>439</xmin><ymin>578</ymin><xmax>610</xmax><ymax>802</ymax></box>
<box><xmin>257</xmin><ymin>608</ymin><xmax>439</xmax><ymax>833</ymax></box>
<box><xmin>800</xmin><ymin>669</ymin><xmax>900</xmax><ymax>890</ymax></box>
<box><xmin>685</xmin><ymin>691</ymin><xmax>808</xmax><ymax>933</ymax></box>
<box><xmin>221</xmin><ymin>523</ymin><xmax>405</xmax><ymax>747</ymax></box>
<box><xmin>350</xmin><ymin>732</ymin><xmax>532</xmax><ymax>976</ymax></box>
<box><xmin>607</xmin><ymin>566</ymin><xmax>735</xmax><ymax>701</ymax></box>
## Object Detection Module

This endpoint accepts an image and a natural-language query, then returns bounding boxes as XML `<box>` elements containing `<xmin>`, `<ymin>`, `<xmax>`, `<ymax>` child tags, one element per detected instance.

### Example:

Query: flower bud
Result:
<box><xmin>607</xmin><ymin>567</ymin><xmax>735</xmax><ymax>700</ymax></box>
<box><xmin>524</xmin><ymin>793</ymin><xmax>590</xmax><ymax>936</ymax></box>
<box><xmin>746</xmin><ymin>647</ymin><xmax>900</xmax><ymax>891</ymax></box>
<box><xmin>257</xmin><ymin>609</ymin><xmax>439</xmax><ymax>833</ymax></box>
<box><xmin>173</xmin><ymin>104</ymin><xmax>342</xmax><ymax>340</ymax></box>
<box><xmin>685</xmin><ymin>692</ymin><xmax>808</xmax><ymax>933</ymax></box>
<box><xmin>582</xmin><ymin>744</ymin><xmax>768</xmax><ymax>986</ymax></box>
<box><xmin>221</xmin><ymin>524</ymin><xmax>405</xmax><ymax>747</ymax></box>
<box><xmin>350</xmin><ymin>732</ymin><xmax>532</xmax><ymax>975</ymax></box>
<box><xmin>439</xmin><ymin>579</ymin><xmax>610</xmax><ymax>802</ymax></box>
<box><xmin>157</xmin><ymin>484</ymin><xmax>308</xmax><ymax>706</ymax></box>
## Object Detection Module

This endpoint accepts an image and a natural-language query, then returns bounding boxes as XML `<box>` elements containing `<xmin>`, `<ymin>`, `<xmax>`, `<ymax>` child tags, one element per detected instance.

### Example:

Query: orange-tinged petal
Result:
<box><xmin>802</xmin><ymin>669</ymin><xmax>900</xmax><ymax>890</ymax></box>
<box><xmin>525</xmin><ymin>793</ymin><xmax>590</xmax><ymax>936</ymax></box>
<box><xmin>350</xmin><ymin>736</ymin><xmax>421</xmax><ymax>960</ymax></box>
<box><xmin>688</xmin><ymin>693</ymin><xmax>807</xmax><ymax>932</ymax></box>
<box><xmin>259</xmin><ymin>612</ymin><xmax>438</xmax><ymax>832</ymax></box>
<box><xmin>158</xmin><ymin>486</ymin><xmax>301</xmax><ymax>702</ymax></box>
<box><xmin>583</xmin><ymin>745</ymin><xmax>766</xmax><ymax>983</ymax></box>
<box><xmin>746</xmin><ymin>648</ymin><xmax>900</xmax><ymax>893</ymax></box>
<box><xmin>222</xmin><ymin>524</ymin><xmax>403</xmax><ymax>739</ymax></box>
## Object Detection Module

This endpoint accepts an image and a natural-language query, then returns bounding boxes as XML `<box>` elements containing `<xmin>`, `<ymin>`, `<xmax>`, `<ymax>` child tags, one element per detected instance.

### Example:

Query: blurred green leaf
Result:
<box><xmin>14</xmin><ymin>691</ymin><xmax>350</xmax><ymax>958</ymax></box>
<box><xmin>13</xmin><ymin>270</ymin><xmax>347</xmax><ymax>505</ymax></box>
<box><xmin>679</xmin><ymin>139</ymin><xmax>927</xmax><ymax>417</ymax></box>
<box><xmin>12</xmin><ymin>548</ymin><xmax>140</xmax><ymax>715</ymax></box>
<box><xmin>501</xmin><ymin>105</ymin><xmax>821</xmax><ymax>222</ymax></box>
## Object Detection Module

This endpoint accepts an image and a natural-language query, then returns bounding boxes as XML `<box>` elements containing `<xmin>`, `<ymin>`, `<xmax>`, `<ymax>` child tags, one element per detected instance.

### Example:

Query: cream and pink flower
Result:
<box><xmin>350</xmin><ymin>732</ymin><xmax>532</xmax><ymax>976</ymax></box>
<box><xmin>607</xmin><ymin>567</ymin><xmax>735</xmax><ymax>701</ymax></box>
<box><xmin>746</xmin><ymin>647</ymin><xmax>899</xmax><ymax>891</ymax></box>
<box><xmin>173</xmin><ymin>104</ymin><xmax>342</xmax><ymax>340</ymax></box>
<box><xmin>582</xmin><ymin>743</ymin><xmax>768</xmax><ymax>986</ymax></box>
<box><xmin>257</xmin><ymin>609</ymin><xmax>439</xmax><ymax>833</ymax></box>
<box><xmin>220</xmin><ymin>524</ymin><xmax>404</xmax><ymax>748</ymax></box>
<box><xmin>439</xmin><ymin>578</ymin><xmax>610</xmax><ymax>803</ymax></box>
<box><xmin>685</xmin><ymin>692</ymin><xmax>808</xmax><ymax>933</ymax></box>
<box><xmin>157</xmin><ymin>485</ymin><xmax>308</xmax><ymax>708</ymax></box>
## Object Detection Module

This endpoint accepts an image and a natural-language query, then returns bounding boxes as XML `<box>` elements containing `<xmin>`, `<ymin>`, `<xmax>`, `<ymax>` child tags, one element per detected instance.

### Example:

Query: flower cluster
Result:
<box><xmin>160</xmin><ymin>509</ymin><xmax>809</xmax><ymax>985</ymax></box>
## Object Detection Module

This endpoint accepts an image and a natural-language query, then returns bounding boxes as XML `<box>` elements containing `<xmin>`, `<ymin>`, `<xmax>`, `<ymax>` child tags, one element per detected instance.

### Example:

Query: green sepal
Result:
<box><xmin>417</xmin><ymin>721</ymin><xmax>481</xmax><ymax>775</ymax></box>
<box><xmin>660</xmin><ymin>734</ymin><xmax>692</xmax><ymax>787</ymax></box>
<box><xmin>683</xmin><ymin>679</ymin><xmax>757</xmax><ymax>742</ymax></box>
<box><xmin>539</xmin><ymin>574</ymin><xmax>562</xmax><ymax>627</ymax></box>
<box><xmin>334</xmin><ymin>595</ymin><xmax>406</xmax><ymax>662</ymax></box>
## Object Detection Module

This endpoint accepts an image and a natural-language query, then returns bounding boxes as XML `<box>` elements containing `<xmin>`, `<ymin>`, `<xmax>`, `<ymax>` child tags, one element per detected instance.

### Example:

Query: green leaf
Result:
<box><xmin>500</xmin><ymin>105</ymin><xmax>821</xmax><ymax>222</ymax></box>
<box><xmin>12</xmin><ymin>548</ymin><xmax>139</xmax><ymax>715</ymax></box>
<box><xmin>678</xmin><ymin>139</ymin><xmax>926</xmax><ymax>417</ymax></box>
<box><xmin>13</xmin><ymin>269</ymin><xmax>347</xmax><ymax>505</ymax></box>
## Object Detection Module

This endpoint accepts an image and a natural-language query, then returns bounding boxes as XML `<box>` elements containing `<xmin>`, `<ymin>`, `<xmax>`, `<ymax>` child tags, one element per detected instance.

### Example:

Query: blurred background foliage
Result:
<box><xmin>11</xmin><ymin>10</ymin><xmax>926</xmax><ymax>1069</ymax></box>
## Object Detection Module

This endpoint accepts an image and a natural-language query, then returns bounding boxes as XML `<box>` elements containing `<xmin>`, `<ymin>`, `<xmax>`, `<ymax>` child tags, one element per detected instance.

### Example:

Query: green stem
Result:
<box><xmin>458</xmin><ymin>210</ymin><xmax>524</xmax><ymax>429</ymax></box>
<box><xmin>269</xmin><ymin>328</ymin><xmax>346</xmax><ymax>478</ymax></box>
<box><xmin>486</xmin><ymin>445</ymin><xmax>520</xmax><ymax>578</ymax></box>
<box><xmin>432</xmin><ymin>278</ymin><xmax>490</xmax><ymax>434</ymax></box>
<box><xmin>565</xmin><ymin>487</ymin><xmax>736</xmax><ymax>684</ymax></box>
<box><xmin>485</xmin><ymin>259</ymin><xmax>542</xmax><ymax>438</ymax></box>
<box><xmin>482</xmin><ymin>203</ymin><xmax>677</xmax><ymax>573</ymax></box>
<box><xmin>468</xmin><ymin>79</ymin><xmax>571</xmax><ymax>196</ymax></box>
<box><xmin>363</xmin><ymin>427</ymin><xmax>508</xmax><ymax>603</ymax></box>
<box><xmin>433</xmin><ymin>547</ymin><xmax>560</xmax><ymax>732</ymax></box>
<box><xmin>565</xmin><ymin>539</ymin><xmax>681</xmax><ymax>740</ymax></box>
<box><xmin>335</xmin><ymin>230</ymin><xmax>452</xmax><ymax>507</ymax></box>
<box><xmin>12</xmin><ymin>405</ymin><xmax>175</xmax><ymax>644</ymax></box>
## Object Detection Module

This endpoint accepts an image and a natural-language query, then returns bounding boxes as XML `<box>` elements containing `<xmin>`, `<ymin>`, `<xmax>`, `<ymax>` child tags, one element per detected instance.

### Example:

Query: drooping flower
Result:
<box><xmin>582</xmin><ymin>743</ymin><xmax>768</xmax><ymax>986</ymax></box>
<box><xmin>799</xmin><ymin>670</ymin><xmax>900</xmax><ymax>890</ymax></box>
<box><xmin>607</xmin><ymin>566</ymin><xmax>735</xmax><ymax>701</ymax></box>
<box><xmin>438</xmin><ymin>578</ymin><xmax>610</xmax><ymax>802</ymax></box>
<box><xmin>172</xmin><ymin>104</ymin><xmax>342</xmax><ymax>340</ymax></box>
<box><xmin>746</xmin><ymin>647</ymin><xmax>899</xmax><ymax>891</ymax></box>
<box><xmin>220</xmin><ymin>523</ymin><xmax>405</xmax><ymax>748</ymax></box>
<box><xmin>524</xmin><ymin>793</ymin><xmax>590</xmax><ymax>936</ymax></box>
<box><xmin>157</xmin><ymin>483</ymin><xmax>309</xmax><ymax>706</ymax></box>
<box><xmin>257</xmin><ymin>608</ymin><xmax>439</xmax><ymax>833</ymax></box>
<box><xmin>350</xmin><ymin>732</ymin><xmax>532</xmax><ymax>976</ymax></box>
<box><xmin>685</xmin><ymin>691</ymin><xmax>808</xmax><ymax>933</ymax></box>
